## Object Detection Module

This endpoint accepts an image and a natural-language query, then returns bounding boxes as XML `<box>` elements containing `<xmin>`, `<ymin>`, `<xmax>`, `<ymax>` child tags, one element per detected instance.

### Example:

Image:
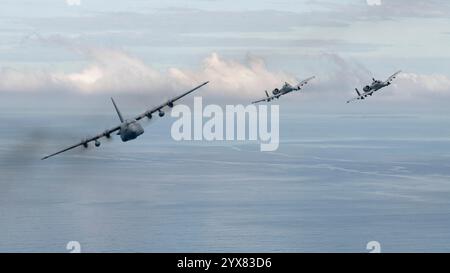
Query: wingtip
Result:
<box><xmin>41</xmin><ymin>154</ymin><xmax>54</xmax><ymax>160</ymax></box>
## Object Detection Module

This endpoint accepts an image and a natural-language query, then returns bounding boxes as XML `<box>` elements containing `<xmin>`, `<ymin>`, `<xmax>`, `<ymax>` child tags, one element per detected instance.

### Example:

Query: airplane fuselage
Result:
<box><xmin>363</xmin><ymin>81</ymin><xmax>390</xmax><ymax>93</ymax></box>
<box><xmin>120</xmin><ymin>120</ymin><xmax>144</xmax><ymax>142</ymax></box>
<box><xmin>252</xmin><ymin>76</ymin><xmax>314</xmax><ymax>104</ymax></box>
<box><xmin>272</xmin><ymin>83</ymin><xmax>296</xmax><ymax>96</ymax></box>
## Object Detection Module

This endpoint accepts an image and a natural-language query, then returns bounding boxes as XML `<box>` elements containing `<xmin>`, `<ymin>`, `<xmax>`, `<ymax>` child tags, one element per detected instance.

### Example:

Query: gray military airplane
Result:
<box><xmin>346</xmin><ymin>70</ymin><xmax>401</xmax><ymax>103</ymax></box>
<box><xmin>252</xmin><ymin>76</ymin><xmax>315</xmax><ymax>104</ymax></box>
<box><xmin>41</xmin><ymin>81</ymin><xmax>209</xmax><ymax>160</ymax></box>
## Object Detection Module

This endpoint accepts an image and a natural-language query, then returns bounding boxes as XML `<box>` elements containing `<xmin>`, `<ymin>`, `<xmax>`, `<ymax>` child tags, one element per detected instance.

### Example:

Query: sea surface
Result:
<box><xmin>1</xmin><ymin>108</ymin><xmax>450</xmax><ymax>252</ymax></box>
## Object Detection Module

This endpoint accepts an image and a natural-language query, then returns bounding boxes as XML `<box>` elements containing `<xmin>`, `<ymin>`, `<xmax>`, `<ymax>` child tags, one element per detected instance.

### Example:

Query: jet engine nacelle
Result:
<box><xmin>95</xmin><ymin>140</ymin><xmax>101</xmax><ymax>147</ymax></box>
<box><xmin>363</xmin><ymin>86</ymin><xmax>371</xmax><ymax>92</ymax></box>
<box><xmin>159</xmin><ymin>110</ymin><xmax>165</xmax><ymax>117</ymax></box>
<box><xmin>272</xmin><ymin>88</ymin><xmax>280</xmax><ymax>95</ymax></box>
<box><xmin>167</xmin><ymin>101</ymin><xmax>174</xmax><ymax>108</ymax></box>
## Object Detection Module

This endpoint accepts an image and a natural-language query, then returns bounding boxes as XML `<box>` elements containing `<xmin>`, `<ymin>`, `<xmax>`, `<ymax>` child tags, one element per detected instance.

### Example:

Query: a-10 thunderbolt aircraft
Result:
<box><xmin>252</xmin><ymin>76</ymin><xmax>315</xmax><ymax>104</ymax></box>
<box><xmin>41</xmin><ymin>81</ymin><xmax>209</xmax><ymax>160</ymax></box>
<box><xmin>346</xmin><ymin>71</ymin><xmax>402</xmax><ymax>103</ymax></box>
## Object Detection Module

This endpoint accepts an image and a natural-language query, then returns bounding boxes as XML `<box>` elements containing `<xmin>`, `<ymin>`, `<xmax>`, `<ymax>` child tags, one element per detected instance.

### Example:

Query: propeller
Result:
<box><xmin>103</xmin><ymin>130</ymin><xmax>114</xmax><ymax>143</ymax></box>
<box><xmin>141</xmin><ymin>111</ymin><xmax>158</xmax><ymax>127</ymax></box>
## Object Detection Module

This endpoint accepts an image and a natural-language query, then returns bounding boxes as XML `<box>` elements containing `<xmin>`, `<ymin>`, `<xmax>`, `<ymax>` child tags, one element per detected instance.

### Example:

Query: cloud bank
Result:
<box><xmin>0</xmin><ymin>48</ymin><xmax>295</xmax><ymax>99</ymax></box>
<box><xmin>1</xmin><ymin>47</ymin><xmax>450</xmax><ymax>103</ymax></box>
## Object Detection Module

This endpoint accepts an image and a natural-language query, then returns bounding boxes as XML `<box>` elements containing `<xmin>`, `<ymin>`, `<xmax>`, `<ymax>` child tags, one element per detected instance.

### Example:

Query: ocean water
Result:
<box><xmin>1</xmin><ymin>109</ymin><xmax>450</xmax><ymax>252</ymax></box>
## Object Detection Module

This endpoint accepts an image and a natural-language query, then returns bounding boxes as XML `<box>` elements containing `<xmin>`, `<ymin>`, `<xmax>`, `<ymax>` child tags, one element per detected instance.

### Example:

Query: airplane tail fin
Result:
<box><xmin>111</xmin><ymin>97</ymin><xmax>124</xmax><ymax>123</ymax></box>
<box><xmin>355</xmin><ymin>88</ymin><xmax>362</xmax><ymax>96</ymax></box>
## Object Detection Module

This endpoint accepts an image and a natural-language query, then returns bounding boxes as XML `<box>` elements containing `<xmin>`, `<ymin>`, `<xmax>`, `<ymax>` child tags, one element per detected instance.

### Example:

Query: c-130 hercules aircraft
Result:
<box><xmin>346</xmin><ymin>70</ymin><xmax>401</xmax><ymax>103</ymax></box>
<box><xmin>252</xmin><ymin>76</ymin><xmax>315</xmax><ymax>104</ymax></box>
<box><xmin>41</xmin><ymin>81</ymin><xmax>209</xmax><ymax>160</ymax></box>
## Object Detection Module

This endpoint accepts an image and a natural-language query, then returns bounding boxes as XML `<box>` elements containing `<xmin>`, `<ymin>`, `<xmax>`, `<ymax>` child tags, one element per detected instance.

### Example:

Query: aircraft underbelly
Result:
<box><xmin>120</xmin><ymin>124</ymin><xmax>144</xmax><ymax>142</ymax></box>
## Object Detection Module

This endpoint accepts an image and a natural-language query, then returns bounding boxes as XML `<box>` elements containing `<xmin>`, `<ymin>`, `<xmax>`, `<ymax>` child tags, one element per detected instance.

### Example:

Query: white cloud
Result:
<box><xmin>51</xmin><ymin>48</ymin><xmax>168</xmax><ymax>94</ymax></box>
<box><xmin>0</xmin><ymin>67</ymin><xmax>55</xmax><ymax>92</ymax></box>
<box><xmin>168</xmin><ymin>53</ymin><xmax>294</xmax><ymax>98</ymax></box>
<box><xmin>399</xmin><ymin>73</ymin><xmax>450</xmax><ymax>93</ymax></box>
<box><xmin>387</xmin><ymin>73</ymin><xmax>450</xmax><ymax>99</ymax></box>
<box><xmin>1</xmin><ymin>47</ymin><xmax>450</xmax><ymax>103</ymax></box>
<box><xmin>0</xmin><ymin>49</ymin><xmax>294</xmax><ymax>99</ymax></box>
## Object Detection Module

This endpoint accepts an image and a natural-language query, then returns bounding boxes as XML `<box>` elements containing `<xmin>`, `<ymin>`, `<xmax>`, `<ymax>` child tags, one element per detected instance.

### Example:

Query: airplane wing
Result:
<box><xmin>252</xmin><ymin>93</ymin><xmax>280</xmax><ymax>104</ymax></box>
<box><xmin>295</xmin><ymin>76</ymin><xmax>316</xmax><ymax>90</ymax></box>
<box><xmin>384</xmin><ymin>70</ymin><xmax>402</xmax><ymax>85</ymax></box>
<box><xmin>346</xmin><ymin>95</ymin><xmax>362</xmax><ymax>104</ymax></box>
<box><xmin>42</xmin><ymin>81</ymin><xmax>209</xmax><ymax>160</ymax></box>
<box><xmin>252</xmin><ymin>98</ymin><xmax>269</xmax><ymax>104</ymax></box>
<box><xmin>41</xmin><ymin>126</ymin><xmax>120</xmax><ymax>160</ymax></box>
<box><xmin>135</xmin><ymin>81</ymin><xmax>209</xmax><ymax>121</ymax></box>
<box><xmin>346</xmin><ymin>90</ymin><xmax>375</xmax><ymax>103</ymax></box>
